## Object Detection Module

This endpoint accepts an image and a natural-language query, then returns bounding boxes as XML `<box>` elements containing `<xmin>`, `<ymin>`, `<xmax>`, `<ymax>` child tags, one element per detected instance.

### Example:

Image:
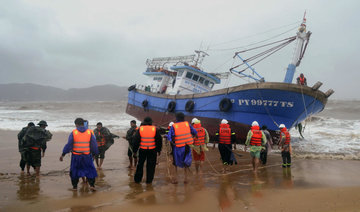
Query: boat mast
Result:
<box><xmin>283</xmin><ymin>12</ymin><xmax>312</xmax><ymax>83</ymax></box>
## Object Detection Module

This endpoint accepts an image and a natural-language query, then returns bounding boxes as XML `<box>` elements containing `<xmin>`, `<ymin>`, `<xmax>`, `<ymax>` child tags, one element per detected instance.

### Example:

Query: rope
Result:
<box><xmin>204</xmin><ymin>150</ymin><xmax>221</xmax><ymax>175</ymax></box>
<box><xmin>219</xmin><ymin>163</ymin><xmax>283</xmax><ymax>176</ymax></box>
<box><xmin>162</xmin><ymin>137</ymin><xmax>173</xmax><ymax>181</ymax></box>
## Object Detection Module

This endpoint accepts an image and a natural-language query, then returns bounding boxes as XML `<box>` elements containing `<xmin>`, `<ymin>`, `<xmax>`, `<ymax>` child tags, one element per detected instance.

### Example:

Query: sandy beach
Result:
<box><xmin>1</xmin><ymin>129</ymin><xmax>360</xmax><ymax>211</ymax></box>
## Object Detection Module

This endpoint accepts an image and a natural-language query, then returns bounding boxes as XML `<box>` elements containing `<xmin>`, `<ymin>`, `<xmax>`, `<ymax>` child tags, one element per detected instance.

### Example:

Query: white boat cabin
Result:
<box><xmin>140</xmin><ymin>65</ymin><xmax>221</xmax><ymax>95</ymax></box>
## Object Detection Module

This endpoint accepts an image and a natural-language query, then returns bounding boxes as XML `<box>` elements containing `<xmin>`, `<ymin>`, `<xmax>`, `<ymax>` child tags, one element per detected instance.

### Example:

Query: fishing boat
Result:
<box><xmin>126</xmin><ymin>16</ymin><xmax>334</xmax><ymax>140</ymax></box>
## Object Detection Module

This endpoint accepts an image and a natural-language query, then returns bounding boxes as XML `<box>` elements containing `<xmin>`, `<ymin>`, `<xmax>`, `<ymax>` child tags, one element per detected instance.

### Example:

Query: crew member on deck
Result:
<box><xmin>296</xmin><ymin>73</ymin><xmax>307</xmax><ymax>86</ymax></box>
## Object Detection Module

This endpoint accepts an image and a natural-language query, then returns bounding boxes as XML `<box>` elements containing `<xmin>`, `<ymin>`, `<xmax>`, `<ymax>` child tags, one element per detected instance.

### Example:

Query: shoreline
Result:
<box><xmin>1</xmin><ymin>130</ymin><xmax>360</xmax><ymax>211</ymax></box>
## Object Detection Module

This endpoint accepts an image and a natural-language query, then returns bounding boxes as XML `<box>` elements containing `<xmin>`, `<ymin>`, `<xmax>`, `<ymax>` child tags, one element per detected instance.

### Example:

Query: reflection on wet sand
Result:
<box><xmin>17</xmin><ymin>174</ymin><xmax>40</xmax><ymax>200</ymax></box>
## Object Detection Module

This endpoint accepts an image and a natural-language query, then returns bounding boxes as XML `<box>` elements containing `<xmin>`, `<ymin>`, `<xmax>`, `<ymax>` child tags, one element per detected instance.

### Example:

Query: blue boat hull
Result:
<box><xmin>126</xmin><ymin>82</ymin><xmax>328</xmax><ymax>141</ymax></box>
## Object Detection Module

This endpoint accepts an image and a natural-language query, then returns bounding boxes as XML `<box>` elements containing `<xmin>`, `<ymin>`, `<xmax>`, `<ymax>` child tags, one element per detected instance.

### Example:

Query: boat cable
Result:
<box><xmin>300</xmin><ymin>86</ymin><xmax>319</xmax><ymax>141</ymax></box>
<box><xmin>209</xmin><ymin>25</ymin><xmax>299</xmax><ymax>52</ymax></box>
<box><xmin>237</xmin><ymin>39</ymin><xmax>295</xmax><ymax>73</ymax></box>
<box><xmin>256</xmin><ymin>89</ymin><xmax>280</xmax><ymax>128</ymax></box>
<box><xmin>234</xmin><ymin>36</ymin><xmax>296</xmax><ymax>55</ymax></box>
<box><xmin>230</xmin><ymin>38</ymin><xmax>295</xmax><ymax>73</ymax></box>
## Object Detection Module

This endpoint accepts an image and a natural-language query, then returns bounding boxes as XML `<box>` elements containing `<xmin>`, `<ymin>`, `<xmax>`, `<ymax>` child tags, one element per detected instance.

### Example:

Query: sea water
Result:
<box><xmin>1</xmin><ymin>100</ymin><xmax>359</xmax><ymax>159</ymax></box>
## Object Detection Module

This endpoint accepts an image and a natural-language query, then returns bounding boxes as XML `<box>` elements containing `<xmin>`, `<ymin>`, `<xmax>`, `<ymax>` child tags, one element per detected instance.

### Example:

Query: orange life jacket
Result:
<box><xmin>193</xmin><ymin>123</ymin><xmax>205</xmax><ymax>146</ymax></box>
<box><xmin>299</xmin><ymin>76</ymin><xmax>305</xmax><ymax>85</ymax></box>
<box><xmin>250</xmin><ymin>125</ymin><xmax>262</xmax><ymax>146</ymax></box>
<box><xmin>139</xmin><ymin>125</ymin><xmax>156</xmax><ymax>149</ymax></box>
<box><xmin>96</xmin><ymin>129</ymin><xmax>106</xmax><ymax>147</ymax></box>
<box><xmin>219</xmin><ymin>123</ymin><xmax>231</xmax><ymax>144</ymax></box>
<box><xmin>72</xmin><ymin>129</ymin><xmax>92</xmax><ymax>155</ymax></box>
<box><xmin>173</xmin><ymin>121</ymin><xmax>194</xmax><ymax>147</ymax></box>
<box><xmin>280</xmin><ymin>127</ymin><xmax>291</xmax><ymax>145</ymax></box>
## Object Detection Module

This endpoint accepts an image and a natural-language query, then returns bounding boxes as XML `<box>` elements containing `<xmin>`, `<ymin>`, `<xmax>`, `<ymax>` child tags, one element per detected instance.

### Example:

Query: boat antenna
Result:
<box><xmin>194</xmin><ymin>50</ymin><xmax>209</xmax><ymax>67</ymax></box>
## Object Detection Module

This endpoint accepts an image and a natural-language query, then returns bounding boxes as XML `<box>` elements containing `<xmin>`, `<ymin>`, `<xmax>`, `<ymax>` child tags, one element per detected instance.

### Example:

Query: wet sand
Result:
<box><xmin>1</xmin><ymin>129</ymin><xmax>360</xmax><ymax>211</ymax></box>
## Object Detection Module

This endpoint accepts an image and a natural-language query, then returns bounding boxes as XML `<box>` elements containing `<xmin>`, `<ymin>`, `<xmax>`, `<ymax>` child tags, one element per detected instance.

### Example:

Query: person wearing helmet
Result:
<box><xmin>214</xmin><ymin>119</ymin><xmax>237</xmax><ymax>173</ymax></box>
<box><xmin>124</xmin><ymin>120</ymin><xmax>139</xmax><ymax>169</ymax></box>
<box><xmin>278</xmin><ymin>124</ymin><xmax>292</xmax><ymax>168</ymax></box>
<box><xmin>245</xmin><ymin>121</ymin><xmax>267</xmax><ymax>173</ymax></box>
<box><xmin>190</xmin><ymin>118</ymin><xmax>209</xmax><ymax>175</ymax></box>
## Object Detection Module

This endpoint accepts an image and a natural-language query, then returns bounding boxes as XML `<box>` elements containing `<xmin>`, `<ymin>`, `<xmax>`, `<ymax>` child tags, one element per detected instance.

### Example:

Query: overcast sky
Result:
<box><xmin>1</xmin><ymin>0</ymin><xmax>359</xmax><ymax>99</ymax></box>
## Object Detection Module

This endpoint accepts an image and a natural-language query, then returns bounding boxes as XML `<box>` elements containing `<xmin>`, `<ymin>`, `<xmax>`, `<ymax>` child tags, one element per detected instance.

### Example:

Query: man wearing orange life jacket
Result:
<box><xmin>296</xmin><ymin>73</ymin><xmax>307</xmax><ymax>86</ymax></box>
<box><xmin>132</xmin><ymin>117</ymin><xmax>162</xmax><ymax>184</ymax></box>
<box><xmin>124</xmin><ymin>120</ymin><xmax>139</xmax><ymax>169</ymax></box>
<box><xmin>245</xmin><ymin>121</ymin><xmax>267</xmax><ymax>173</ymax></box>
<box><xmin>167</xmin><ymin>112</ymin><xmax>197</xmax><ymax>184</ymax></box>
<box><xmin>93</xmin><ymin>122</ymin><xmax>111</xmax><ymax>169</ymax></box>
<box><xmin>60</xmin><ymin>118</ymin><xmax>98</xmax><ymax>191</ymax></box>
<box><xmin>214</xmin><ymin>119</ymin><xmax>236</xmax><ymax>172</ymax></box>
<box><xmin>190</xmin><ymin>118</ymin><xmax>209</xmax><ymax>175</ymax></box>
<box><xmin>278</xmin><ymin>124</ymin><xmax>292</xmax><ymax>168</ymax></box>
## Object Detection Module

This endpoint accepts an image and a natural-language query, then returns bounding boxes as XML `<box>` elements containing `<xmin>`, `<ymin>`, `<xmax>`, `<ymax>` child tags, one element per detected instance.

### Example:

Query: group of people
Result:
<box><xmin>17</xmin><ymin>113</ymin><xmax>292</xmax><ymax>190</ymax></box>
<box><xmin>17</xmin><ymin>118</ymin><xmax>117</xmax><ymax>191</ymax></box>
<box><xmin>125</xmin><ymin>112</ymin><xmax>292</xmax><ymax>185</ymax></box>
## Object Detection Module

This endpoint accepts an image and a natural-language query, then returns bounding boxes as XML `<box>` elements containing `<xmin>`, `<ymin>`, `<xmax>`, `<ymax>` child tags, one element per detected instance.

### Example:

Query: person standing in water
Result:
<box><xmin>60</xmin><ymin>118</ymin><xmax>98</xmax><ymax>191</ymax></box>
<box><xmin>168</xmin><ymin>112</ymin><xmax>197</xmax><ymax>184</ymax></box>
<box><xmin>124</xmin><ymin>120</ymin><xmax>139</xmax><ymax>169</ymax></box>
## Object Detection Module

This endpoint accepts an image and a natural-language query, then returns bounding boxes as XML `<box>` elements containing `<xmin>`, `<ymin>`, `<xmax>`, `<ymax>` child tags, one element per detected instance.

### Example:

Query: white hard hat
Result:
<box><xmin>169</xmin><ymin>122</ymin><xmax>174</xmax><ymax>127</ymax></box>
<box><xmin>191</xmin><ymin>118</ymin><xmax>198</xmax><ymax>124</ymax></box>
<box><xmin>221</xmin><ymin>119</ymin><xmax>228</xmax><ymax>124</ymax></box>
<box><xmin>252</xmin><ymin>121</ymin><xmax>259</xmax><ymax>126</ymax></box>
<box><xmin>279</xmin><ymin>124</ymin><xmax>285</xmax><ymax>128</ymax></box>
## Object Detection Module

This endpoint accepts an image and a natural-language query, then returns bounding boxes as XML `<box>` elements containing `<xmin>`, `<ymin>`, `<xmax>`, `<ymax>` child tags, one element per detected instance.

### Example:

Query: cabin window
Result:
<box><xmin>209</xmin><ymin>82</ymin><xmax>214</xmax><ymax>88</ymax></box>
<box><xmin>153</xmin><ymin>77</ymin><xmax>163</xmax><ymax>81</ymax></box>
<box><xmin>192</xmin><ymin>74</ymin><xmax>199</xmax><ymax>82</ymax></box>
<box><xmin>177</xmin><ymin>70</ymin><xmax>184</xmax><ymax>77</ymax></box>
<box><xmin>199</xmin><ymin>77</ymin><xmax>205</xmax><ymax>84</ymax></box>
<box><xmin>186</xmin><ymin>72</ymin><xmax>193</xmax><ymax>79</ymax></box>
<box><xmin>204</xmin><ymin>80</ymin><xmax>209</xmax><ymax>86</ymax></box>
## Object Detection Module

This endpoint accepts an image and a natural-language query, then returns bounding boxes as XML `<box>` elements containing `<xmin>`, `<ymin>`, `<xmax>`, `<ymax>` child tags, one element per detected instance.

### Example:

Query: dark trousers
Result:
<box><xmin>19</xmin><ymin>152</ymin><xmax>27</xmax><ymax>171</ymax></box>
<box><xmin>260</xmin><ymin>146</ymin><xmax>268</xmax><ymax>165</ymax></box>
<box><xmin>218</xmin><ymin>143</ymin><xmax>232</xmax><ymax>165</ymax></box>
<box><xmin>281</xmin><ymin>151</ymin><xmax>291</xmax><ymax>166</ymax></box>
<box><xmin>71</xmin><ymin>177</ymin><xmax>95</xmax><ymax>188</ymax></box>
<box><xmin>134</xmin><ymin>149</ymin><xmax>157</xmax><ymax>184</ymax></box>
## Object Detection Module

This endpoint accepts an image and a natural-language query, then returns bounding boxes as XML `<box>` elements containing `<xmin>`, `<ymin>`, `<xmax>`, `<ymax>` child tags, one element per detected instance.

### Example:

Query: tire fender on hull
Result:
<box><xmin>142</xmin><ymin>100</ymin><xmax>148</xmax><ymax>108</ymax></box>
<box><xmin>128</xmin><ymin>84</ymin><xmax>136</xmax><ymax>91</ymax></box>
<box><xmin>167</xmin><ymin>101</ymin><xmax>176</xmax><ymax>112</ymax></box>
<box><xmin>219</xmin><ymin>98</ymin><xmax>232</xmax><ymax>112</ymax></box>
<box><xmin>185</xmin><ymin>100</ymin><xmax>195</xmax><ymax>112</ymax></box>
